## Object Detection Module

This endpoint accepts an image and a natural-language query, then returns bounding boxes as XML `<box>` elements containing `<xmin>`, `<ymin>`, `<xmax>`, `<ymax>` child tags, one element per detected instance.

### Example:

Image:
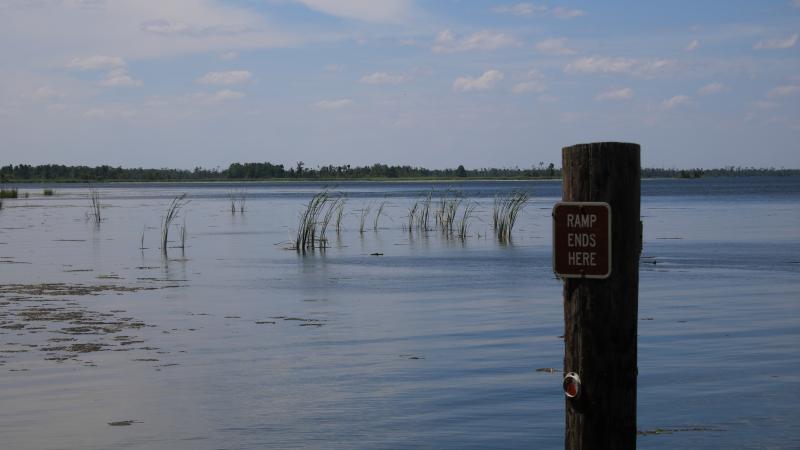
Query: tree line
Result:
<box><xmin>0</xmin><ymin>162</ymin><xmax>796</xmax><ymax>182</ymax></box>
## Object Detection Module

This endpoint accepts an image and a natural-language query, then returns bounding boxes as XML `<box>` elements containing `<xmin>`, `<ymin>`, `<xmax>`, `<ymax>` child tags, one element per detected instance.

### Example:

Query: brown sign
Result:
<box><xmin>553</xmin><ymin>202</ymin><xmax>611</xmax><ymax>279</ymax></box>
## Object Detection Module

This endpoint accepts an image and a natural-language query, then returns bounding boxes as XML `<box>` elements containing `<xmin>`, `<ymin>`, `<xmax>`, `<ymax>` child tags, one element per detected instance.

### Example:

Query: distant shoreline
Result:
<box><xmin>1</xmin><ymin>163</ymin><xmax>798</xmax><ymax>184</ymax></box>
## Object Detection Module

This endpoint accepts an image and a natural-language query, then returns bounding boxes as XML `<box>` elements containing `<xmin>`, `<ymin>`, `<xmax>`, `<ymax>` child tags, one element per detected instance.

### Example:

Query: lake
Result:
<box><xmin>1</xmin><ymin>177</ymin><xmax>798</xmax><ymax>449</ymax></box>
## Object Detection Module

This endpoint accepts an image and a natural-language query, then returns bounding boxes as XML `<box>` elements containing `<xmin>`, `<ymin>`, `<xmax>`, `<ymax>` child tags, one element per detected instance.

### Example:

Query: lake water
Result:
<box><xmin>0</xmin><ymin>177</ymin><xmax>798</xmax><ymax>449</ymax></box>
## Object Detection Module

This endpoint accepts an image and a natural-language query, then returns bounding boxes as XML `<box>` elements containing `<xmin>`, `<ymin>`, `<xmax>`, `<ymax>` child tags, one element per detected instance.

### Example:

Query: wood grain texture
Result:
<box><xmin>562</xmin><ymin>142</ymin><xmax>641</xmax><ymax>450</ymax></box>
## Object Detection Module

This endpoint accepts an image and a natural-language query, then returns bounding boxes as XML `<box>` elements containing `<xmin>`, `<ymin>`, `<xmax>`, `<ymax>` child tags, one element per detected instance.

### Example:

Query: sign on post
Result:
<box><xmin>553</xmin><ymin>202</ymin><xmax>611</xmax><ymax>279</ymax></box>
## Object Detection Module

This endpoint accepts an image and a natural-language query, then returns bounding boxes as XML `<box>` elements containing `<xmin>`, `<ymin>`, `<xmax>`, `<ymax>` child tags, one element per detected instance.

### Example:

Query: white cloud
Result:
<box><xmin>492</xmin><ymin>3</ymin><xmax>584</xmax><ymax>19</ymax></box>
<box><xmin>686</xmin><ymin>39</ymin><xmax>699</xmax><ymax>51</ymax></box>
<box><xmin>84</xmin><ymin>107</ymin><xmax>137</xmax><ymax>119</ymax></box>
<box><xmin>536</xmin><ymin>37</ymin><xmax>575</xmax><ymax>55</ymax></box>
<box><xmin>1</xmin><ymin>1</ymin><xmax>304</xmax><ymax>63</ymax></box>
<box><xmin>662</xmin><ymin>94</ymin><xmax>691</xmax><ymax>109</ymax></box>
<box><xmin>432</xmin><ymin>29</ymin><xmax>518</xmax><ymax>53</ymax></box>
<box><xmin>595</xmin><ymin>87</ymin><xmax>633</xmax><ymax>101</ymax></box>
<box><xmin>359</xmin><ymin>72</ymin><xmax>407</xmax><ymax>85</ymax></box>
<box><xmin>564</xmin><ymin>56</ymin><xmax>677</xmax><ymax>77</ymax></box>
<box><xmin>697</xmin><ymin>82</ymin><xmax>725</xmax><ymax>96</ymax></box>
<box><xmin>294</xmin><ymin>0</ymin><xmax>412</xmax><ymax>23</ymax></box>
<box><xmin>767</xmin><ymin>84</ymin><xmax>800</xmax><ymax>98</ymax></box>
<box><xmin>453</xmin><ymin>70</ymin><xmax>504</xmax><ymax>92</ymax></box>
<box><xmin>101</xmin><ymin>68</ymin><xmax>142</xmax><ymax>87</ymax></box>
<box><xmin>511</xmin><ymin>69</ymin><xmax>546</xmax><ymax>94</ymax></box>
<box><xmin>512</xmin><ymin>80</ymin><xmax>546</xmax><ymax>94</ymax></box>
<box><xmin>552</xmin><ymin>6</ymin><xmax>586</xmax><ymax>19</ymax></box>
<box><xmin>196</xmin><ymin>70</ymin><xmax>252</xmax><ymax>85</ymax></box>
<box><xmin>754</xmin><ymin>33</ymin><xmax>798</xmax><ymax>49</ymax></box>
<box><xmin>492</xmin><ymin>3</ymin><xmax>547</xmax><ymax>16</ymax></box>
<box><xmin>314</xmin><ymin>98</ymin><xmax>354</xmax><ymax>110</ymax></box>
<box><xmin>32</xmin><ymin>86</ymin><xmax>63</xmax><ymax>101</ymax></box>
<box><xmin>67</xmin><ymin>55</ymin><xmax>126</xmax><ymax>70</ymax></box>
<box><xmin>194</xmin><ymin>89</ymin><xmax>245</xmax><ymax>103</ymax></box>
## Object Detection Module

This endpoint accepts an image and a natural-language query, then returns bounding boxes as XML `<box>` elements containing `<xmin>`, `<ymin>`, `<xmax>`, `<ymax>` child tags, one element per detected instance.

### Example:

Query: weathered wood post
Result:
<box><xmin>556</xmin><ymin>142</ymin><xmax>641</xmax><ymax>449</ymax></box>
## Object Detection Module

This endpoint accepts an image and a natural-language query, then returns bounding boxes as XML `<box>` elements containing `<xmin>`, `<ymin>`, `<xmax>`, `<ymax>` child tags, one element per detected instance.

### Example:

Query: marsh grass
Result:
<box><xmin>161</xmin><ymin>194</ymin><xmax>188</xmax><ymax>255</ymax></box>
<box><xmin>457</xmin><ymin>202</ymin><xmax>477</xmax><ymax>240</ymax></box>
<box><xmin>416</xmin><ymin>192</ymin><xmax>432</xmax><ymax>231</ymax></box>
<box><xmin>493</xmin><ymin>191</ymin><xmax>529</xmax><ymax>242</ymax></box>
<box><xmin>1</xmin><ymin>188</ymin><xmax>18</xmax><ymax>199</ymax></box>
<box><xmin>435</xmin><ymin>191</ymin><xmax>462</xmax><ymax>234</ymax></box>
<box><xmin>319</xmin><ymin>196</ymin><xmax>344</xmax><ymax>245</ymax></box>
<box><xmin>373</xmin><ymin>201</ymin><xmax>387</xmax><ymax>231</ymax></box>
<box><xmin>228</xmin><ymin>189</ymin><xmax>247</xmax><ymax>213</ymax></box>
<box><xmin>294</xmin><ymin>191</ymin><xmax>329</xmax><ymax>253</ymax></box>
<box><xmin>88</xmin><ymin>189</ymin><xmax>102</xmax><ymax>224</ymax></box>
<box><xmin>358</xmin><ymin>202</ymin><xmax>371</xmax><ymax>234</ymax></box>
<box><xmin>406</xmin><ymin>201</ymin><xmax>419</xmax><ymax>232</ymax></box>
<box><xmin>43</xmin><ymin>189</ymin><xmax>54</xmax><ymax>196</ymax></box>
<box><xmin>335</xmin><ymin>198</ymin><xmax>346</xmax><ymax>233</ymax></box>
<box><xmin>178</xmin><ymin>218</ymin><xmax>187</xmax><ymax>251</ymax></box>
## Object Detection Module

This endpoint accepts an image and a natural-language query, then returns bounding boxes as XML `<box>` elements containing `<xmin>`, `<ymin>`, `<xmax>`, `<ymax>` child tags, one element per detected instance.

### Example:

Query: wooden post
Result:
<box><xmin>562</xmin><ymin>142</ymin><xmax>641</xmax><ymax>449</ymax></box>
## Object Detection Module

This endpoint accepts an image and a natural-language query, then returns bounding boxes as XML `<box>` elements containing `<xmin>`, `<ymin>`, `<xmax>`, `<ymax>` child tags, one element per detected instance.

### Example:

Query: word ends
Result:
<box><xmin>553</xmin><ymin>202</ymin><xmax>611</xmax><ymax>279</ymax></box>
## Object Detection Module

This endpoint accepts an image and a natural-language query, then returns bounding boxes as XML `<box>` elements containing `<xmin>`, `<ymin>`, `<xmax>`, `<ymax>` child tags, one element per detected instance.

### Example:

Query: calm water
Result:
<box><xmin>0</xmin><ymin>177</ymin><xmax>798</xmax><ymax>449</ymax></box>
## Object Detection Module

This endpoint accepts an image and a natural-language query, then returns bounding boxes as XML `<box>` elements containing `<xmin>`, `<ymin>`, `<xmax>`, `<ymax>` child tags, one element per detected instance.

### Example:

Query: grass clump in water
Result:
<box><xmin>358</xmin><ymin>202</ymin><xmax>371</xmax><ymax>234</ymax></box>
<box><xmin>43</xmin><ymin>188</ymin><xmax>55</xmax><ymax>196</ymax></box>
<box><xmin>160</xmin><ymin>194</ymin><xmax>189</xmax><ymax>256</ymax></box>
<box><xmin>88</xmin><ymin>189</ymin><xmax>102</xmax><ymax>224</ymax></box>
<box><xmin>0</xmin><ymin>188</ymin><xmax>18</xmax><ymax>199</ymax></box>
<box><xmin>294</xmin><ymin>191</ymin><xmax>330</xmax><ymax>253</ymax></box>
<box><xmin>373</xmin><ymin>200</ymin><xmax>387</xmax><ymax>231</ymax></box>
<box><xmin>493</xmin><ymin>191</ymin><xmax>529</xmax><ymax>242</ymax></box>
<box><xmin>227</xmin><ymin>188</ymin><xmax>247</xmax><ymax>213</ymax></box>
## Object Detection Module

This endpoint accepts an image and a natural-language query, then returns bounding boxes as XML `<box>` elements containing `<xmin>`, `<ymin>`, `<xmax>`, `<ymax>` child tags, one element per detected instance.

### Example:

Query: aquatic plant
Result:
<box><xmin>0</xmin><ymin>188</ymin><xmax>18</xmax><ymax>199</ymax></box>
<box><xmin>434</xmin><ymin>190</ymin><xmax>462</xmax><ymax>234</ymax></box>
<box><xmin>358</xmin><ymin>202</ymin><xmax>371</xmax><ymax>234</ymax></box>
<box><xmin>319</xmin><ymin>195</ymin><xmax>344</xmax><ymax>245</ymax></box>
<box><xmin>43</xmin><ymin>189</ymin><xmax>54</xmax><ymax>196</ymax></box>
<box><xmin>493</xmin><ymin>191</ymin><xmax>529</xmax><ymax>242</ymax></box>
<box><xmin>373</xmin><ymin>200</ymin><xmax>387</xmax><ymax>231</ymax></box>
<box><xmin>178</xmin><ymin>218</ymin><xmax>187</xmax><ymax>251</ymax></box>
<box><xmin>457</xmin><ymin>202</ymin><xmax>478</xmax><ymax>240</ymax></box>
<box><xmin>335</xmin><ymin>198</ymin><xmax>346</xmax><ymax>233</ymax></box>
<box><xmin>227</xmin><ymin>189</ymin><xmax>247</xmax><ymax>213</ymax></box>
<box><xmin>416</xmin><ymin>192</ymin><xmax>432</xmax><ymax>231</ymax></box>
<box><xmin>88</xmin><ymin>189</ymin><xmax>102</xmax><ymax>224</ymax></box>
<box><xmin>294</xmin><ymin>191</ymin><xmax>329</xmax><ymax>253</ymax></box>
<box><xmin>160</xmin><ymin>194</ymin><xmax>188</xmax><ymax>255</ymax></box>
<box><xmin>406</xmin><ymin>201</ymin><xmax>419</xmax><ymax>232</ymax></box>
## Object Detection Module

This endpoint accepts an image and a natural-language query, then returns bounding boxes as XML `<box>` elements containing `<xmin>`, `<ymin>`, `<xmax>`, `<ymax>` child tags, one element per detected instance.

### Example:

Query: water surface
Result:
<box><xmin>0</xmin><ymin>177</ymin><xmax>798</xmax><ymax>449</ymax></box>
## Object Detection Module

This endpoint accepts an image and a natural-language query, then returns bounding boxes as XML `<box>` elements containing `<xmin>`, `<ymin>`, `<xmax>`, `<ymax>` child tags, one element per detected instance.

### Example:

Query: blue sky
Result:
<box><xmin>1</xmin><ymin>0</ymin><xmax>798</xmax><ymax>169</ymax></box>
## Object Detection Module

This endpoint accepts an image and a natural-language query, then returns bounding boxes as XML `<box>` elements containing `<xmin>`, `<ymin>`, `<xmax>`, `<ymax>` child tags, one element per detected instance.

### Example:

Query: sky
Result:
<box><xmin>1</xmin><ymin>0</ymin><xmax>799</xmax><ymax>170</ymax></box>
